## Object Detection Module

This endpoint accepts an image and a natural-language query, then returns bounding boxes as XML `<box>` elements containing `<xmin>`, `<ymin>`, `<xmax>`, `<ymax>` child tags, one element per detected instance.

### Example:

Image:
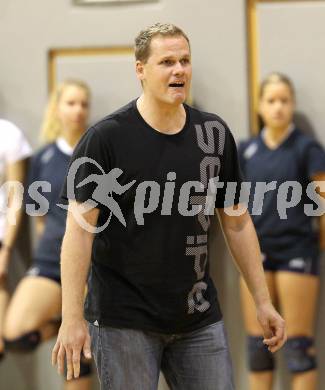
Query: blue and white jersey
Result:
<box><xmin>239</xmin><ymin>127</ymin><xmax>325</xmax><ymax>260</ymax></box>
<box><xmin>26</xmin><ymin>138</ymin><xmax>72</xmax><ymax>267</ymax></box>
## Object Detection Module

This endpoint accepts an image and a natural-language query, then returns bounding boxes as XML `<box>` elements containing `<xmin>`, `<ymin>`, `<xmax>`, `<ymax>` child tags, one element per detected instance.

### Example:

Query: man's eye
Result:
<box><xmin>162</xmin><ymin>60</ymin><xmax>173</xmax><ymax>65</ymax></box>
<box><xmin>181</xmin><ymin>59</ymin><xmax>190</xmax><ymax>65</ymax></box>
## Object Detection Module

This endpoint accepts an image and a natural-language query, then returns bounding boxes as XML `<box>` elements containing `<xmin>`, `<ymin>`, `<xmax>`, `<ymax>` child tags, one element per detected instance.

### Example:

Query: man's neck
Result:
<box><xmin>136</xmin><ymin>94</ymin><xmax>186</xmax><ymax>135</ymax></box>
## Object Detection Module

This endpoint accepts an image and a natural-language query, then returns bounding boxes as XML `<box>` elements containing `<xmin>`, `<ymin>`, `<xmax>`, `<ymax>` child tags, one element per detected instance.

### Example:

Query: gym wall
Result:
<box><xmin>1</xmin><ymin>1</ymin><xmax>324</xmax><ymax>389</ymax></box>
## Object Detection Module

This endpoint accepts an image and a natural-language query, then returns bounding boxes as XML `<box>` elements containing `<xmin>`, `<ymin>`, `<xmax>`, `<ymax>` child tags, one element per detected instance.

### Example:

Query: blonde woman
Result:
<box><xmin>0</xmin><ymin>119</ymin><xmax>31</xmax><ymax>360</ymax></box>
<box><xmin>3</xmin><ymin>80</ymin><xmax>92</xmax><ymax>390</ymax></box>
<box><xmin>239</xmin><ymin>73</ymin><xmax>325</xmax><ymax>390</ymax></box>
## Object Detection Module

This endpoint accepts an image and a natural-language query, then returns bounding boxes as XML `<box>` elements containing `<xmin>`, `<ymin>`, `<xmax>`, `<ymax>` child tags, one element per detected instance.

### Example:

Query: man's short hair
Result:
<box><xmin>135</xmin><ymin>22</ymin><xmax>190</xmax><ymax>63</ymax></box>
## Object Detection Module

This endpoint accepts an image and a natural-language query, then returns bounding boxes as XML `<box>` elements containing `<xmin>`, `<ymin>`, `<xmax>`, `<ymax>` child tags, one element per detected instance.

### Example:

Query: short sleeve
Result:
<box><xmin>304</xmin><ymin>140</ymin><xmax>325</xmax><ymax>179</ymax></box>
<box><xmin>61</xmin><ymin>127</ymin><xmax>111</xmax><ymax>205</ymax></box>
<box><xmin>215</xmin><ymin>128</ymin><xmax>243</xmax><ymax>208</ymax></box>
<box><xmin>3</xmin><ymin>121</ymin><xmax>32</xmax><ymax>163</ymax></box>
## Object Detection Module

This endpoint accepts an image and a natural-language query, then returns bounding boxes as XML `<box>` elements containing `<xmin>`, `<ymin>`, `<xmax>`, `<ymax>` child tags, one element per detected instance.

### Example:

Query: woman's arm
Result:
<box><xmin>34</xmin><ymin>215</ymin><xmax>46</xmax><ymax>238</ymax></box>
<box><xmin>312</xmin><ymin>172</ymin><xmax>325</xmax><ymax>251</ymax></box>
<box><xmin>0</xmin><ymin>158</ymin><xmax>28</xmax><ymax>281</ymax></box>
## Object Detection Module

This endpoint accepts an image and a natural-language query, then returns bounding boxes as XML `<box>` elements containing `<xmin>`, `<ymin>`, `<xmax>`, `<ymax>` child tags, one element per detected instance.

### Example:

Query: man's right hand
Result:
<box><xmin>52</xmin><ymin>318</ymin><xmax>92</xmax><ymax>380</ymax></box>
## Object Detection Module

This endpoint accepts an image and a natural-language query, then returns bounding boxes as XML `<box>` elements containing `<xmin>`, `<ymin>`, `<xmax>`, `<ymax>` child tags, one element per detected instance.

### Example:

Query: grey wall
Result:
<box><xmin>0</xmin><ymin>0</ymin><xmax>247</xmax><ymax>149</ymax></box>
<box><xmin>257</xmin><ymin>3</ymin><xmax>325</xmax><ymax>389</ymax></box>
<box><xmin>258</xmin><ymin>2</ymin><xmax>325</xmax><ymax>145</ymax></box>
<box><xmin>4</xmin><ymin>0</ymin><xmax>324</xmax><ymax>389</ymax></box>
<box><xmin>0</xmin><ymin>1</ymin><xmax>249</xmax><ymax>388</ymax></box>
<box><xmin>0</xmin><ymin>0</ymin><xmax>249</xmax><ymax>149</ymax></box>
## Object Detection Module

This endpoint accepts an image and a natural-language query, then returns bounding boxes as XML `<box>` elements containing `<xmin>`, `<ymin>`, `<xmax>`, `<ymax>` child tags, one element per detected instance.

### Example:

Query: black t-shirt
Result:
<box><xmin>238</xmin><ymin>128</ymin><xmax>325</xmax><ymax>260</ymax></box>
<box><xmin>62</xmin><ymin>100</ymin><xmax>242</xmax><ymax>333</ymax></box>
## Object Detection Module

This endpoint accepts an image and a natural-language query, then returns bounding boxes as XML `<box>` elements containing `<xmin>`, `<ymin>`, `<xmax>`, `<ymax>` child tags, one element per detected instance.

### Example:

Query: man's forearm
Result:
<box><xmin>220</xmin><ymin>211</ymin><xmax>271</xmax><ymax>306</ymax></box>
<box><xmin>61</xmin><ymin>226</ymin><xmax>93</xmax><ymax>320</ymax></box>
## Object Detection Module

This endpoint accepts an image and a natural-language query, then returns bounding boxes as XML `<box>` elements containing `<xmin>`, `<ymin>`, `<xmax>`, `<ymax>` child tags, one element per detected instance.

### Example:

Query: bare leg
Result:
<box><xmin>4</xmin><ymin>276</ymin><xmax>61</xmax><ymax>341</ymax></box>
<box><xmin>275</xmin><ymin>272</ymin><xmax>319</xmax><ymax>390</ymax></box>
<box><xmin>240</xmin><ymin>272</ymin><xmax>276</xmax><ymax>390</ymax></box>
<box><xmin>4</xmin><ymin>275</ymin><xmax>93</xmax><ymax>389</ymax></box>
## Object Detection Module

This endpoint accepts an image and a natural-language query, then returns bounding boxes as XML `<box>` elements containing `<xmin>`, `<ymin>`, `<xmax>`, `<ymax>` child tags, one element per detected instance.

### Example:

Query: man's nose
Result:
<box><xmin>173</xmin><ymin>61</ymin><xmax>185</xmax><ymax>75</ymax></box>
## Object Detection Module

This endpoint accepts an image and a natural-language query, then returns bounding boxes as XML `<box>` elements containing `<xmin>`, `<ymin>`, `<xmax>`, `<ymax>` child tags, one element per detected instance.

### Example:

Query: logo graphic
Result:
<box><xmin>58</xmin><ymin>157</ymin><xmax>136</xmax><ymax>233</ymax></box>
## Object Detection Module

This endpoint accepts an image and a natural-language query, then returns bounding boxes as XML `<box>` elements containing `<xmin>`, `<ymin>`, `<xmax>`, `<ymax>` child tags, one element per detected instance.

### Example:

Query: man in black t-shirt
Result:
<box><xmin>52</xmin><ymin>23</ymin><xmax>286</xmax><ymax>389</ymax></box>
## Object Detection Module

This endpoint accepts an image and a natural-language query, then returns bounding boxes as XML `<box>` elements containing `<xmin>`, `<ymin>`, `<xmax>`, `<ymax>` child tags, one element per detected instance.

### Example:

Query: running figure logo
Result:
<box><xmin>58</xmin><ymin>157</ymin><xmax>136</xmax><ymax>233</ymax></box>
<box><xmin>77</xmin><ymin>168</ymin><xmax>135</xmax><ymax>227</ymax></box>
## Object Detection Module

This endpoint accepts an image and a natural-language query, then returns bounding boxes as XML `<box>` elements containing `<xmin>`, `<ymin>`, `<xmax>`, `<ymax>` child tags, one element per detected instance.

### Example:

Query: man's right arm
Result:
<box><xmin>52</xmin><ymin>200</ymin><xmax>99</xmax><ymax>380</ymax></box>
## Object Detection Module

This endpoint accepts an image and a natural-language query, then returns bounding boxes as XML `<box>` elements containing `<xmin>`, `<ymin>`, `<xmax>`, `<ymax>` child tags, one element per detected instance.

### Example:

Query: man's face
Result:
<box><xmin>136</xmin><ymin>35</ymin><xmax>192</xmax><ymax>106</ymax></box>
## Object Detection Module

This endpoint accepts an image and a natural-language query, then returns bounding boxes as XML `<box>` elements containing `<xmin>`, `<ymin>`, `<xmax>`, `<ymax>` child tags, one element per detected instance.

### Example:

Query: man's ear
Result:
<box><xmin>136</xmin><ymin>60</ymin><xmax>145</xmax><ymax>82</ymax></box>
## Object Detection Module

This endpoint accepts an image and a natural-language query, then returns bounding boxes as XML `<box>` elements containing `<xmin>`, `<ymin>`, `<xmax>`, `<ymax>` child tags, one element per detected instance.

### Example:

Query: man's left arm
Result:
<box><xmin>216</xmin><ymin>206</ymin><xmax>287</xmax><ymax>353</ymax></box>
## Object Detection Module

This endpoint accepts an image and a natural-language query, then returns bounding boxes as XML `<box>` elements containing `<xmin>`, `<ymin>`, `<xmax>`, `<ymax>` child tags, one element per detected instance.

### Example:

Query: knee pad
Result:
<box><xmin>64</xmin><ymin>358</ymin><xmax>92</xmax><ymax>380</ymax></box>
<box><xmin>283</xmin><ymin>337</ymin><xmax>317</xmax><ymax>373</ymax></box>
<box><xmin>247</xmin><ymin>336</ymin><xmax>275</xmax><ymax>372</ymax></box>
<box><xmin>4</xmin><ymin>331</ymin><xmax>41</xmax><ymax>353</ymax></box>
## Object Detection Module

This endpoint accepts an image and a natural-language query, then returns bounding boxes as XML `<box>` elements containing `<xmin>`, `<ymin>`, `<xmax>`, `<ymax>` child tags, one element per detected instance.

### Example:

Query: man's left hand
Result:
<box><xmin>256</xmin><ymin>302</ymin><xmax>287</xmax><ymax>353</ymax></box>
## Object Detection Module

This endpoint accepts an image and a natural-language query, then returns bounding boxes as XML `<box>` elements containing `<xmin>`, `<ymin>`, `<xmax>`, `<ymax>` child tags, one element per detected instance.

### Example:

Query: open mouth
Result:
<box><xmin>169</xmin><ymin>82</ymin><xmax>185</xmax><ymax>88</ymax></box>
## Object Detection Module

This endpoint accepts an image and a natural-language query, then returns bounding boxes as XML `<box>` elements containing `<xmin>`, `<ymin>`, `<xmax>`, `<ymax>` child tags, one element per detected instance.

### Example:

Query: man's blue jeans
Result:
<box><xmin>89</xmin><ymin>320</ymin><xmax>235</xmax><ymax>390</ymax></box>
